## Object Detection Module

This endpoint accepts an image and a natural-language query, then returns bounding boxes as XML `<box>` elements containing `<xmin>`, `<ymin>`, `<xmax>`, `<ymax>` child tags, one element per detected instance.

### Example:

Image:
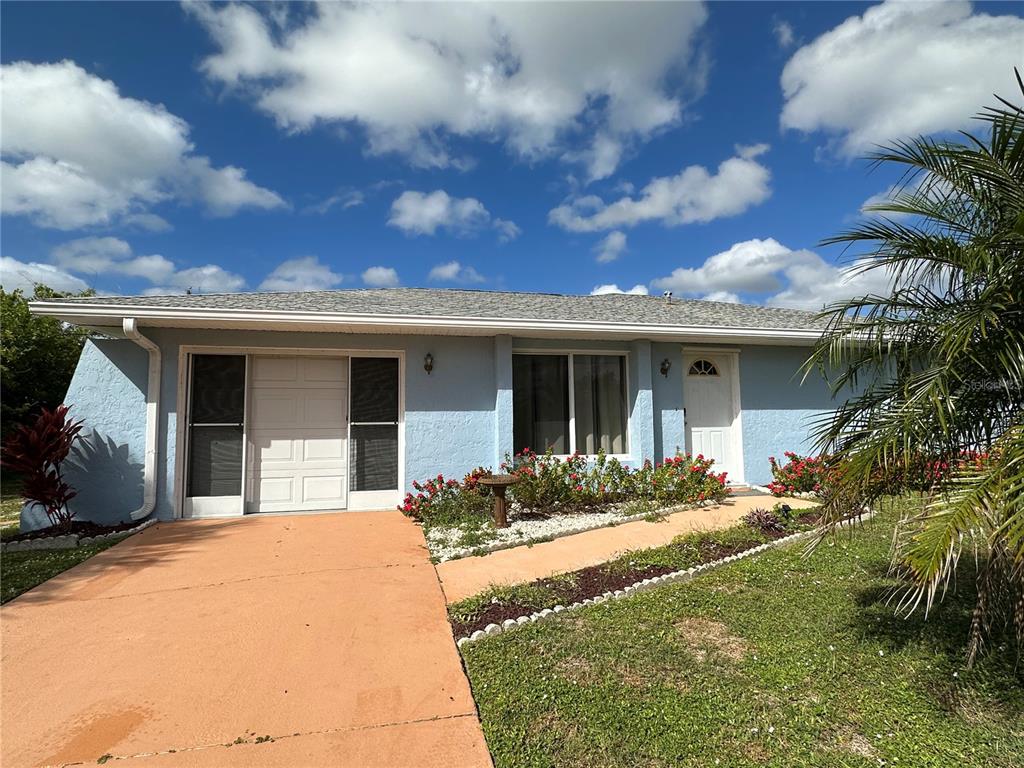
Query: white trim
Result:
<box><xmin>122</xmin><ymin>319</ymin><xmax>161</xmax><ymax>520</ymax></box>
<box><xmin>681</xmin><ymin>348</ymin><xmax>745</xmax><ymax>484</ymax></box>
<box><xmin>511</xmin><ymin>349</ymin><xmax>632</xmax><ymax>460</ymax></box>
<box><xmin>30</xmin><ymin>301</ymin><xmax>823</xmax><ymax>345</ymax></box>
<box><xmin>174</xmin><ymin>344</ymin><xmax>405</xmax><ymax>519</ymax></box>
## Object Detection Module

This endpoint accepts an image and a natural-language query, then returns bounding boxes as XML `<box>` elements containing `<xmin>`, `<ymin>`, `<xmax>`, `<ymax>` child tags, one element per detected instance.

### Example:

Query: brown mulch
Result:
<box><xmin>451</xmin><ymin>533</ymin><xmax>792</xmax><ymax>638</ymax></box>
<box><xmin>2</xmin><ymin>519</ymin><xmax>141</xmax><ymax>543</ymax></box>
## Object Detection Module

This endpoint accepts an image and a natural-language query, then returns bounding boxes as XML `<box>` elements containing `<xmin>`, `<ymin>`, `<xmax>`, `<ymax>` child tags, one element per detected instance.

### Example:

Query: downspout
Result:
<box><xmin>122</xmin><ymin>318</ymin><xmax>160</xmax><ymax>520</ymax></box>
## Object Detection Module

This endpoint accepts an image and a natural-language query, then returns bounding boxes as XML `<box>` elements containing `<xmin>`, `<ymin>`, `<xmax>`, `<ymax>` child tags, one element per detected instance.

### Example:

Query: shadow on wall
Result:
<box><xmin>20</xmin><ymin>430</ymin><xmax>144</xmax><ymax>530</ymax></box>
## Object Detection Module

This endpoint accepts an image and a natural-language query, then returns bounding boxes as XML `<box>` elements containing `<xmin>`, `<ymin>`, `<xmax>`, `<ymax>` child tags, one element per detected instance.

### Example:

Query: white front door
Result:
<box><xmin>683</xmin><ymin>353</ymin><xmax>742</xmax><ymax>483</ymax></box>
<box><xmin>248</xmin><ymin>356</ymin><xmax>348</xmax><ymax>513</ymax></box>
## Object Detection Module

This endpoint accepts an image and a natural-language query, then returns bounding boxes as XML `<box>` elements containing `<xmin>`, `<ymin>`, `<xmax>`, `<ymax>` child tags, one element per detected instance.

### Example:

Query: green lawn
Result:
<box><xmin>463</xmin><ymin>506</ymin><xmax>1024</xmax><ymax>767</ymax></box>
<box><xmin>2</xmin><ymin>541</ymin><xmax>118</xmax><ymax>604</ymax></box>
<box><xmin>0</xmin><ymin>474</ymin><xmax>22</xmax><ymax>537</ymax></box>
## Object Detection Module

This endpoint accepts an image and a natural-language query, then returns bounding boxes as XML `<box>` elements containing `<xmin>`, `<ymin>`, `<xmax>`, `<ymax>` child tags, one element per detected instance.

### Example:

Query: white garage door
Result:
<box><xmin>248</xmin><ymin>356</ymin><xmax>348</xmax><ymax>513</ymax></box>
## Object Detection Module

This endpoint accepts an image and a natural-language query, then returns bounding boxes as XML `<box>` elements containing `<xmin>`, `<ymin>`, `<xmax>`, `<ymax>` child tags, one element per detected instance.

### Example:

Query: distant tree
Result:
<box><xmin>0</xmin><ymin>285</ymin><xmax>92</xmax><ymax>438</ymax></box>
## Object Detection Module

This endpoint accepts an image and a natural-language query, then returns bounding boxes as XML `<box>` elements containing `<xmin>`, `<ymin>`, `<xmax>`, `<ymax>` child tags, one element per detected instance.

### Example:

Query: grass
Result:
<box><xmin>0</xmin><ymin>472</ymin><xmax>23</xmax><ymax>537</ymax></box>
<box><xmin>462</xmin><ymin>504</ymin><xmax>1024</xmax><ymax>767</ymax></box>
<box><xmin>449</xmin><ymin>513</ymin><xmax>815</xmax><ymax>625</ymax></box>
<box><xmin>2</xmin><ymin>541</ymin><xmax>119</xmax><ymax>604</ymax></box>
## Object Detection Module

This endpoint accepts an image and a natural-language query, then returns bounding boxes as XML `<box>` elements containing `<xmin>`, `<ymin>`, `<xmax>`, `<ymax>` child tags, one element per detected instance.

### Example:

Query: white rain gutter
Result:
<box><xmin>122</xmin><ymin>318</ymin><xmax>160</xmax><ymax>521</ymax></box>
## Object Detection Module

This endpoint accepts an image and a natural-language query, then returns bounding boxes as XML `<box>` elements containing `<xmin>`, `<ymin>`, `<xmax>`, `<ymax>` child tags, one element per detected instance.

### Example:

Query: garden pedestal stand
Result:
<box><xmin>478</xmin><ymin>475</ymin><xmax>518</xmax><ymax>528</ymax></box>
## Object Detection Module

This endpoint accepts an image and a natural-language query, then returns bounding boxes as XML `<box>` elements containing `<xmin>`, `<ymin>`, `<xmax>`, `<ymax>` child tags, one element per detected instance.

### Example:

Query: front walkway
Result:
<box><xmin>1</xmin><ymin>512</ymin><xmax>491</xmax><ymax>768</ymax></box>
<box><xmin>437</xmin><ymin>494</ymin><xmax>815</xmax><ymax>602</ymax></box>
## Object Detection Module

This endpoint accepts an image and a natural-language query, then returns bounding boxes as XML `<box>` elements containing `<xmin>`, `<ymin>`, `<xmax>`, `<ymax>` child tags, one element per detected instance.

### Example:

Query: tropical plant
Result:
<box><xmin>804</xmin><ymin>71</ymin><xmax>1024</xmax><ymax>664</ymax></box>
<box><xmin>1</xmin><ymin>406</ymin><xmax>85</xmax><ymax>531</ymax></box>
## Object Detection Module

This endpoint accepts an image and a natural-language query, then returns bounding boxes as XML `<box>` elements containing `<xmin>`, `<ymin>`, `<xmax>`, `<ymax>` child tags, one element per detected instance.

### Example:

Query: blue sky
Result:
<box><xmin>2</xmin><ymin>1</ymin><xmax>1022</xmax><ymax>308</ymax></box>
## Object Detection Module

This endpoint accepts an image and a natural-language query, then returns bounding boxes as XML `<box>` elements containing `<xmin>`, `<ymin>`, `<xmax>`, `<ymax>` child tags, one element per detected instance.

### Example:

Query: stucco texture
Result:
<box><xmin>44</xmin><ymin>327</ymin><xmax>838</xmax><ymax>526</ymax></box>
<box><xmin>22</xmin><ymin>338</ymin><xmax>149</xmax><ymax>530</ymax></box>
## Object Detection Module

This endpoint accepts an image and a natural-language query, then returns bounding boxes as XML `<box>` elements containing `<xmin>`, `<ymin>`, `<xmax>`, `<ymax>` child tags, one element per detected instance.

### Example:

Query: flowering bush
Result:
<box><xmin>766</xmin><ymin>451</ymin><xmax>832</xmax><ymax>496</ymax></box>
<box><xmin>504</xmin><ymin>448</ymin><xmax>729</xmax><ymax>513</ymax></box>
<box><xmin>399</xmin><ymin>467</ymin><xmax>492</xmax><ymax>528</ymax></box>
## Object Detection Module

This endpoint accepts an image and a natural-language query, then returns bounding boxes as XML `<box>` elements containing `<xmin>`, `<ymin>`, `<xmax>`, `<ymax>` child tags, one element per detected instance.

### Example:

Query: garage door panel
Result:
<box><xmin>252</xmin><ymin>356</ymin><xmax>298</xmax><ymax>384</ymax></box>
<box><xmin>302</xmin><ymin>474</ymin><xmax>346</xmax><ymax>503</ymax></box>
<box><xmin>248</xmin><ymin>356</ymin><xmax>348</xmax><ymax>513</ymax></box>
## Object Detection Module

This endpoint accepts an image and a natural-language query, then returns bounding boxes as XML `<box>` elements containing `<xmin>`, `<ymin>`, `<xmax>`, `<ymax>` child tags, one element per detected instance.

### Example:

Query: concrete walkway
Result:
<box><xmin>1</xmin><ymin>512</ymin><xmax>491</xmax><ymax>768</ymax></box>
<box><xmin>437</xmin><ymin>494</ymin><xmax>815</xmax><ymax>603</ymax></box>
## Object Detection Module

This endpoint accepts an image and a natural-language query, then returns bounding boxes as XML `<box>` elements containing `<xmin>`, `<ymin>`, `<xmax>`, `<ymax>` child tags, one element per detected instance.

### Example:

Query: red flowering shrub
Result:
<box><xmin>766</xmin><ymin>451</ymin><xmax>833</xmax><ymax>497</ymax></box>
<box><xmin>398</xmin><ymin>468</ymin><xmax>492</xmax><ymax>527</ymax></box>
<box><xmin>504</xmin><ymin>449</ymin><xmax>729</xmax><ymax>513</ymax></box>
<box><xmin>1</xmin><ymin>405</ymin><xmax>84</xmax><ymax>531</ymax></box>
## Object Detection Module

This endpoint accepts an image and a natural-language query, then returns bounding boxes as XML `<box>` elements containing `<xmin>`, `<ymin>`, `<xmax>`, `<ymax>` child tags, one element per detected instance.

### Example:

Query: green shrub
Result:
<box><xmin>503</xmin><ymin>449</ymin><xmax>729</xmax><ymax>514</ymax></box>
<box><xmin>399</xmin><ymin>468</ymin><xmax>492</xmax><ymax>528</ymax></box>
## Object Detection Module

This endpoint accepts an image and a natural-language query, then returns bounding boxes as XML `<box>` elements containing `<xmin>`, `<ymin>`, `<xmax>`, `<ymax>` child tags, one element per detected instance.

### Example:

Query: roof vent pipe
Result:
<box><xmin>122</xmin><ymin>318</ymin><xmax>160</xmax><ymax>521</ymax></box>
<box><xmin>663</xmin><ymin>290</ymin><xmax>673</xmax><ymax>304</ymax></box>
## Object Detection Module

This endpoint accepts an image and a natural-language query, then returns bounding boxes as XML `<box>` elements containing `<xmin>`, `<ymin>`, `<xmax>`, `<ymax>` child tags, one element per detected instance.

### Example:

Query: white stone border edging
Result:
<box><xmin>1</xmin><ymin>517</ymin><xmax>158</xmax><ymax>553</ymax></box>
<box><xmin>434</xmin><ymin>501</ymin><xmax>722</xmax><ymax>563</ymax></box>
<box><xmin>455</xmin><ymin>507</ymin><xmax>874</xmax><ymax>647</ymax></box>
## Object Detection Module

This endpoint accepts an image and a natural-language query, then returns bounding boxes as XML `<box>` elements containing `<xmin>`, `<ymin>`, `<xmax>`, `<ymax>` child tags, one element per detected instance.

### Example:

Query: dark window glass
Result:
<box><xmin>350</xmin><ymin>357</ymin><xmax>399</xmax><ymax>423</ymax></box>
<box><xmin>187</xmin><ymin>355</ymin><xmax>245</xmax><ymax>497</ymax></box>
<box><xmin>189</xmin><ymin>355</ymin><xmax>246</xmax><ymax>424</ymax></box>
<box><xmin>350</xmin><ymin>425</ymin><xmax>399</xmax><ymax>491</ymax></box>
<box><xmin>349</xmin><ymin>357</ymin><xmax>399</xmax><ymax>491</ymax></box>
<box><xmin>188</xmin><ymin>426</ymin><xmax>244</xmax><ymax>496</ymax></box>
<box><xmin>573</xmin><ymin>355</ymin><xmax>628</xmax><ymax>454</ymax></box>
<box><xmin>513</xmin><ymin>355</ymin><xmax>569</xmax><ymax>454</ymax></box>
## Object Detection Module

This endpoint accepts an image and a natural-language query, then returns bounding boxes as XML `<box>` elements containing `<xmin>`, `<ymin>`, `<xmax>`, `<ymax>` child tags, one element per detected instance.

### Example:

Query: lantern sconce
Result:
<box><xmin>659</xmin><ymin>358</ymin><xmax>672</xmax><ymax>377</ymax></box>
<box><xmin>424</xmin><ymin>352</ymin><xmax>434</xmax><ymax>375</ymax></box>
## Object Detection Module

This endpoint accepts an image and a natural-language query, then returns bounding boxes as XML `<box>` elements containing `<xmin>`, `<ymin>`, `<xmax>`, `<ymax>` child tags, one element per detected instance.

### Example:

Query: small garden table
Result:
<box><xmin>477</xmin><ymin>474</ymin><xmax>519</xmax><ymax>528</ymax></box>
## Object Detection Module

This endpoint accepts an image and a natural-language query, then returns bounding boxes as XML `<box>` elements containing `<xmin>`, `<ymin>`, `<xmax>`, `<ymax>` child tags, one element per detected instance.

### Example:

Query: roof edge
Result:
<box><xmin>29</xmin><ymin>300</ymin><xmax>824</xmax><ymax>343</ymax></box>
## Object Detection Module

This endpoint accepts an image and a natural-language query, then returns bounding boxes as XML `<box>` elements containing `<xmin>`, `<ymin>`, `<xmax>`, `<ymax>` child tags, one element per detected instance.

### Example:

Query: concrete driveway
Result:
<box><xmin>1</xmin><ymin>512</ymin><xmax>492</xmax><ymax>767</ymax></box>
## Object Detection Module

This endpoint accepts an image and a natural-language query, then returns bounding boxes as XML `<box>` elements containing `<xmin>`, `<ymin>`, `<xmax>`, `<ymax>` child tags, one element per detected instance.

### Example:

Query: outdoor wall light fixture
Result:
<box><xmin>660</xmin><ymin>358</ymin><xmax>672</xmax><ymax>377</ymax></box>
<box><xmin>424</xmin><ymin>353</ymin><xmax>434</xmax><ymax>374</ymax></box>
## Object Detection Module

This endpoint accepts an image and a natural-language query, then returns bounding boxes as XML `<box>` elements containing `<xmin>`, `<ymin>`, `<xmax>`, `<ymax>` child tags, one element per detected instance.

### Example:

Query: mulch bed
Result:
<box><xmin>3</xmin><ymin>519</ymin><xmax>141</xmax><ymax>544</ymax></box>
<box><xmin>449</xmin><ymin>519</ymin><xmax>821</xmax><ymax>638</ymax></box>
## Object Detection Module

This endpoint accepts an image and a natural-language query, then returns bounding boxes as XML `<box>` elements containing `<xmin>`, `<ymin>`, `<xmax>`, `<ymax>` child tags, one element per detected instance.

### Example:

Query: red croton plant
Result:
<box><xmin>1</xmin><ymin>405</ymin><xmax>84</xmax><ymax>532</ymax></box>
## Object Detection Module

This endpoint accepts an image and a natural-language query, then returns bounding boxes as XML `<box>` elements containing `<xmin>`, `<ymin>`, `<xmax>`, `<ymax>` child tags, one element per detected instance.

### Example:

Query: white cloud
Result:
<box><xmin>651</xmin><ymin>237</ymin><xmax>893</xmax><ymax>310</ymax></box>
<box><xmin>703</xmin><ymin>291</ymin><xmax>741</xmax><ymax>304</ymax></box>
<box><xmin>594</xmin><ymin>231</ymin><xmax>628</xmax><ymax>263</ymax></box>
<box><xmin>780</xmin><ymin>0</ymin><xmax>1024</xmax><ymax>157</ymax></box>
<box><xmin>43</xmin><ymin>236</ymin><xmax>245</xmax><ymax>295</ymax></box>
<box><xmin>51</xmin><ymin>237</ymin><xmax>176</xmax><ymax>282</ymax></box>
<box><xmin>774</xmin><ymin>20</ymin><xmax>795</xmax><ymax>48</ymax></box>
<box><xmin>493</xmin><ymin>218</ymin><xmax>522</xmax><ymax>243</ymax></box>
<box><xmin>427</xmin><ymin>261</ymin><xmax>486</xmax><ymax>284</ymax></box>
<box><xmin>188</xmin><ymin>1</ymin><xmax>708</xmax><ymax>178</ymax></box>
<box><xmin>388</xmin><ymin>190</ymin><xmax>518</xmax><ymax>240</ymax></box>
<box><xmin>258</xmin><ymin>256</ymin><xmax>343</xmax><ymax>291</ymax></box>
<box><xmin>0</xmin><ymin>60</ymin><xmax>285</xmax><ymax>229</ymax></box>
<box><xmin>0</xmin><ymin>257</ymin><xmax>89</xmax><ymax>293</ymax></box>
<box><xmin>549</xmin><ymin>145</ymin><xmax>771</xmax><ymax>232</ymax></box>
<box><xmin>362</xmin><ymin>266</ymin><xmax>400</xmax><ymax>287</ymax></box>
<box><xmin>591</xmin><ymin>284</ymin><xmax>649</xmax><ymax>296</ymax></box>
<box><xmin>305</xmin><ymin>189</ymin><xmax>365</xmax><ymax>215</ymax></box>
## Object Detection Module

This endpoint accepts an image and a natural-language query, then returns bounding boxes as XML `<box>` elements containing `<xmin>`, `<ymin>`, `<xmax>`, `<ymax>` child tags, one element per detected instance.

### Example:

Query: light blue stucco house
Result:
<box><xmin>25</xmin><ymin>288</ymin><xmax>834</xmax><ymax>529</ymax></box>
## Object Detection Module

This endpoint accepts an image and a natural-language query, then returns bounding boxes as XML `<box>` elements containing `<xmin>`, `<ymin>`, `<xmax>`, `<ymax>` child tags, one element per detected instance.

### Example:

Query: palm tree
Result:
<box><xmin>805</xmin><ymin>71</ymin><xmax>1024</xmax><ymax>665</ymax></box>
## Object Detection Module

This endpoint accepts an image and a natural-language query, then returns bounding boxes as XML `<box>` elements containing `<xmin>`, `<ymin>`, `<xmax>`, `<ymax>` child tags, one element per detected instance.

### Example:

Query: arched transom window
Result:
<box><xmin>687</xmin><ymin>359</ymin><xmax>719</xmax><ymax>377</ymax></box>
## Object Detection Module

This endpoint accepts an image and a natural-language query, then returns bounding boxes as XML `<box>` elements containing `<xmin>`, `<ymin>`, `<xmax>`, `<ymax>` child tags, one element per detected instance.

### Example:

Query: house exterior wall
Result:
<box><xmin>24</xmin><ymin>328</ymin><xmax>837</xmax><ymax>530</ymax></box>
<box><xmin>737</xmin><ymin>345</ymin><xmax>836</xmax><ymax>485</ymax></box>
<box><xmin>21</xmin><ymin>338</ymin><xmax>150</xmax><ymax>529</ymax></box>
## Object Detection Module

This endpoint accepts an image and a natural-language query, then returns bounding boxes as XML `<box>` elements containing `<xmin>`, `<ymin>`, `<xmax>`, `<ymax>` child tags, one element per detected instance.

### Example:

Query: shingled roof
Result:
<box><xmin>37</xmin><ymin>288</ymin><xmax>826</xmax><ymax>332</ymax></box>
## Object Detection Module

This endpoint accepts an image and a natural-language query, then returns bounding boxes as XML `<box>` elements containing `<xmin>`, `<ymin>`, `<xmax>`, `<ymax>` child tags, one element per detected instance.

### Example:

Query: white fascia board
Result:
<box><xmin>28</xmin><ymin>301</ymin><xmax>824</xmax><ymax>345</ymax></box>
